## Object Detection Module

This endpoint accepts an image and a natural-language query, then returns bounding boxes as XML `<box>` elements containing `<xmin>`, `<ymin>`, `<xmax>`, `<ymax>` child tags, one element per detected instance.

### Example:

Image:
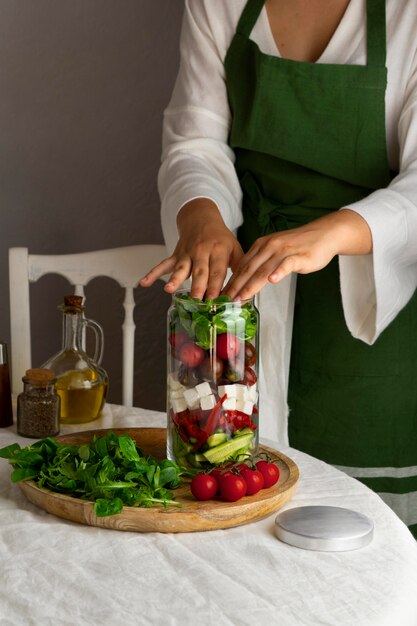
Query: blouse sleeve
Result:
<box><xmin>158</xmin><ymin>0</ymin><xmax>243</xmax><ymax>254</ymax></box>
<box><xmin>340</xmin><ymin>47</ymin><xmax>417</xmax><ymax>344</ymax></box>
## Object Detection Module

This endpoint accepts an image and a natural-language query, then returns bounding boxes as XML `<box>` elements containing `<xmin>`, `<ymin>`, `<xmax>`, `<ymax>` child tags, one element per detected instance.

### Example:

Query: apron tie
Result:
<box><xmin>241</xmin><ymin>171</ymin><xmax>329</xmax><ymax>235</ymax></box>
<box><xmin>241</xmin><ymin>171</ymin><xmax>290</xmax><ymax>235</ymax></box>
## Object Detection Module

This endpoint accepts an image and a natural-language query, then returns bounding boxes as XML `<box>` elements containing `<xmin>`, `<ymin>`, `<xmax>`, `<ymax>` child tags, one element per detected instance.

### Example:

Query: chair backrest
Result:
<box><xmin>9</xmin><ymin>245</ymin><xmax>168</xmax><ymax>406</ymax></box>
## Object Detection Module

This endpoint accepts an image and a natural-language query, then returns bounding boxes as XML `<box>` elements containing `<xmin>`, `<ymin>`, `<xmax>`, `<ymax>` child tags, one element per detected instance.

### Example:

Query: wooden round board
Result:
<box><xmin>18</xmin><ymin>427</ymin><xmax>299</xmax><ymax>533</ymax></box>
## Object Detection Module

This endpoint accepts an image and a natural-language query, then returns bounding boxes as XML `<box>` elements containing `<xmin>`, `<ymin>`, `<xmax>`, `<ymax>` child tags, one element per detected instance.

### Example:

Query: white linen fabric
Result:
<box><xmin>1</xmin><ymin>405</ymin><xmax>417</xmax><ymax>626</ymax></box>
<box><xmin>158</xmin><ymin>0</ymin><xmax>417</xmax><ymax>443</ymax></box>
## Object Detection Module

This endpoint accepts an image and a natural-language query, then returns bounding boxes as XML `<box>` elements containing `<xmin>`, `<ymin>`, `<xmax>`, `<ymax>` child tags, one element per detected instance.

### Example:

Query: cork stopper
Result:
<box><xmin>23</xmin><ymin>368</ymin><xmax>55</xmax><ymax>383</ymax></box>
<box><xmin>64</xmin><ymin>295</ymin><xmax>84</xmax><ymax>309</ymax></box>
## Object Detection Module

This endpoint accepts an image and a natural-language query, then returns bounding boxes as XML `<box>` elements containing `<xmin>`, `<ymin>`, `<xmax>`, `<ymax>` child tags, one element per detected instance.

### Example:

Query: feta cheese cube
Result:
<box><xmin>236</xmin><ymin>398</ymin><xmax>244</xmax><ymax>412</ymax></box>
<box><xmin>236</xmin><ymin>399</ymin><xmax>254</xmax><ymax>415</ymax></box>
<box><xmin>200</xmin><ymin>394</ymin><xmax>216</xmax><ymax>410</ymax></box>
<box><xmin>223</xmin><ymin>397</ymin><xmax>236</xmax><ymax>411</ymax></box>
<box><xmin>170</xmin><ymin>388</ymin><xmax>184</xmax><ymax>400</ymax></box>
<box><xmin>167</xmin><ymin>372</ymin><xmax>183</xmax><ymax>391</ymax></box>
<box><xmin>248</xmin><ymin>386</ymin><xmax>258</xmax><ymax>403</ymax></box>
<box><xmin>195</xmin><ymin>382</ymin><xmax>212</xmax><ymax>398</ymax></box>
<box><xmin>235</xmin><ymin>384</ymin><xmax>249</xmax><ymax>400</ymax></box>
<box><xmin>172</xmin><ymin>397</ymin><xmax>187</xmax><ymax>414</ymax></box>
<box><xmin>218</xmin><ymin>384</ymin><xmax>237</xmax><ymax>399</ymax></box>
<box><xmin>183</xmin><ymin>387</ymin><xmax>200</xmax><ymax>408</ymax></box>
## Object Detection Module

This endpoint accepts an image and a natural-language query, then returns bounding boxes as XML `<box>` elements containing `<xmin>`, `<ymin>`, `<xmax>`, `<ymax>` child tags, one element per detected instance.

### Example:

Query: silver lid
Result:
<box><xmin>0</xmin><ymin>342</ymin><xmax>8</xmax><ymax>365</ymax></box>
<box><xmin>275</xmin><ymin>505</ymin><xmax>374</xmax><ymax>552</ymax></box>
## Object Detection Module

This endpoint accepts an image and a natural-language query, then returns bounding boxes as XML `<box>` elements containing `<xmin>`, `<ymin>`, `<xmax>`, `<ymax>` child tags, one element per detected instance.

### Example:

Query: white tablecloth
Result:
<box><xmin>1</xmin><ymin>404</ymin><xmax>417</xmax><ymax>626</ymax></box>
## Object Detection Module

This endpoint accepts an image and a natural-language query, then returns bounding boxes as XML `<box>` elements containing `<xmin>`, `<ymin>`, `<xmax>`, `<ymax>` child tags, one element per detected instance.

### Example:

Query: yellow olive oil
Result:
<box><xmin>55</xmin><ymin>370</ymin><xmax>108</xmax><ymax>424</ymax></box>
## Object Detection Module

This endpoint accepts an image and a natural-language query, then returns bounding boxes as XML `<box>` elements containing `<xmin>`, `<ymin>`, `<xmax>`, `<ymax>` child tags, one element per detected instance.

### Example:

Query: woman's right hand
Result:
<box><xmin>139</xmin><ymin>198</ymin><xmax>244</xmax><ymax>299</ymax></box>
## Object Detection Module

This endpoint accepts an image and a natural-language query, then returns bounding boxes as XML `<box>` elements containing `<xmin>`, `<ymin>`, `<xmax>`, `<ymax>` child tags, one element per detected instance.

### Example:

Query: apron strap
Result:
<box><xmin>366</xmin><ymin>0</ymin><xmax>387</xmax><ymax>67</ymax></box>
<box><xmin>236</xmin><ymin>0</ymin><xmax>265</xmax><ymax>38</ymax></box>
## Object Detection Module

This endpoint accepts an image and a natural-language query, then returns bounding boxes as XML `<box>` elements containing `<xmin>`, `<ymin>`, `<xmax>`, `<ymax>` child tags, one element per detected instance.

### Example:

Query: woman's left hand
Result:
<box><xmin>223</xmin><ymin>209</ymin><xmax>372</xmax><ymax>300</ymax></box>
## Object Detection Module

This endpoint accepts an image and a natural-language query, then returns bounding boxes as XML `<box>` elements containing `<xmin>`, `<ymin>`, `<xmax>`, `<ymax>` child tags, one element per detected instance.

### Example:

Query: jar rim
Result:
<box><xmin>172</xmin><ymin>288</ymin><xmax>254</xmax><ymax>306</ymax></box>
<box><xmin>22</xmin><ymin>368</ymin><xmax>56</xmax><ymax>384</ymax></box>
<box><xmin>22</xmin><ymin>377</ymin><xmax>56</xmax><ymax>385</ymax></box>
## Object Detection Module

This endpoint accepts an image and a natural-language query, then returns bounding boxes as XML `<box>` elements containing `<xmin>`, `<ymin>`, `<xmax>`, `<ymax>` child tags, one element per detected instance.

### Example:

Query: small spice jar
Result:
<box><xmin>17</xmin><ymin>368</ymin><xmax>60</xmax><ymax>438</ymax></box>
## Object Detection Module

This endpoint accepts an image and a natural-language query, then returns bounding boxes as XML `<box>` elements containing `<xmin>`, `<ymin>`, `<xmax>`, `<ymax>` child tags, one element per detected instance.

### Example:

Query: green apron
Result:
<box><xmin>225</xmin><ymin>0</ymin><xmax>417</xmax><ymax>537</ymax></box>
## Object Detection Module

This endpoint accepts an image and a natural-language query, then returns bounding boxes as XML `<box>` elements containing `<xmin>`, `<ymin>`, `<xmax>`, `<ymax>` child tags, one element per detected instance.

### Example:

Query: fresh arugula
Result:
<box><xmin>0</xmin><ymin>431</ymin><xmax>187</xmax><ymax>517</ymax></box>
<box><xmin>173</xmin><ymin>294</ymin><xmax>258</xmax><ymax>349</ymax></box>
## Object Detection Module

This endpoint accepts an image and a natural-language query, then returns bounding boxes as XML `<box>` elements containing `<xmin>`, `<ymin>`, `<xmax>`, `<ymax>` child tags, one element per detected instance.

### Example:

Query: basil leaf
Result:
<box><xmin>192</xmin><ymin>314</ymin><xmax>213</xmax><ymax>349</ymax></box>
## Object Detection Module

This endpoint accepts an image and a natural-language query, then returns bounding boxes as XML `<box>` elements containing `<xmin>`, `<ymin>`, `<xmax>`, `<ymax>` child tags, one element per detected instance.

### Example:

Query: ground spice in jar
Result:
<box><xmin>17</xmin><ymin>368</ymin><xmax>60</xmax><ymax>438</ymax></box>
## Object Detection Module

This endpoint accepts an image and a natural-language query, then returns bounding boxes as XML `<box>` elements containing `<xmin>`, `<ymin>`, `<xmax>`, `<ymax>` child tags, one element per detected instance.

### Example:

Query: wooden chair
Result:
<box><xmin>8</xmin><ymin>245</ymin><xmax>168</xmax><ymax>406</ymax></box>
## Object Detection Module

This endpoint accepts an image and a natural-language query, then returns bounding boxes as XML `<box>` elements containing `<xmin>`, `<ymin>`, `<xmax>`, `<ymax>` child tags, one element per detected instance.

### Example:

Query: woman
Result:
<box><xmin>141</xmin><ymin>0</ymin><xmax>417</xmax><ymax>537</ymax></box>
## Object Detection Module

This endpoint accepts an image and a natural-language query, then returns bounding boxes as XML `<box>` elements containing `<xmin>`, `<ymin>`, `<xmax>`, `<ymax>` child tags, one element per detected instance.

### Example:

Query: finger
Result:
<box><xmin>139</xmin><ymin>257</ymin><xmax>176</xmax><ymax>287</ymax></box>
<box><xmin>268</xmin><ymin>254</ymin><xmax>308</xmax><ymax>283</ymax></box>
<box><xmin>205</xmin><ymin>252</ymin><xmax>229</xmax><ymax>299</ymax></box>
<box><xmin>224</xmin><ymin>250</ymin><xmax>270</xmax><ymax>299</ymax></box>
<box><xmin>230</xmin><ymin>260</ymin><xmax>278</xmax><ymax>300</ymax></box>
<box><xmin>189</xmin><ymin>257</ymin><xmax>210</xmax><ymax>299</ymax></box>
<box><xmin>164</xmin><ymin>259</ymin><xmax>193</xmax><ymax>293</ymax></box>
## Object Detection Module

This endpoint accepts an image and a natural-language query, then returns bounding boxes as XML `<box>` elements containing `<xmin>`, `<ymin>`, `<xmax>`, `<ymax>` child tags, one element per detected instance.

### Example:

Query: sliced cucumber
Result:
<box><xmin>202</xmin><ymin>432</ymin><xmax>254</xmax><ymax>464</ymax></box>
<box><xmin>230</xmin><ymin>447</ymin><xmax>252</xmax><ymax>461</ymax></box>
<box><xmin>234</xmin><ymin>427</ymin><xmax>255</xmax><ymax>437</ymax></box>
<box><xmin>207</xmin><ymin>432</ymin><xmax>228</xmax><ymax>448</ymax></box>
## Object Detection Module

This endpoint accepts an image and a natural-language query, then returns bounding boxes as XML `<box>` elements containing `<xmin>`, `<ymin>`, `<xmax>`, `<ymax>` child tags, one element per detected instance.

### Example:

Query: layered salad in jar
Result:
<box><xmin>167</xmin><ymin>292</ymin><xmax>259</xmax><ymax>468</ymax></box>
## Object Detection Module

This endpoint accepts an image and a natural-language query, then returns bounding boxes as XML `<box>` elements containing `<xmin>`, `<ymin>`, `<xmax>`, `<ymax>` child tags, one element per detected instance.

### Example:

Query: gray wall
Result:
<box><xmin>0</xmin><ymin>1</ymin><xmax>184</xmax><ymax>410</ymax></box>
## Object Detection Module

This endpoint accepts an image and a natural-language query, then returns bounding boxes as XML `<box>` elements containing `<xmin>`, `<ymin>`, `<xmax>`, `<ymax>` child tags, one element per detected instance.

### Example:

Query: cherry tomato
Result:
<box><xmin>168</xmin><ymin>332</ymin><xmax>189</xmax><ymax>349</ymax></box>
<box><xmin>243</xmin><ymin>365</ymin><xmax>257</xmax><ymax>386</ymax></box>
<box><xmin>244</xmin><ymin>342</ymin><xmax>257</xmax><ymax>366</ymax></box>
<box><xmin>255</xmin><ymin>460</ymin><xmax>280</xmax><ymax>488</ymax></box>
<box><xmin>239</xmin><ymin>468</ymin><xmax>264</xmax><ymax>495</ymax></box>
<box><xmin>178</xmin><ymin>342</ymin><xmax>205</xmax><ymax>368</ymax></box>
<box><xmin>200</xmin><ymin>356</ymin><xmax>224</xmax><ymax>382</ymax></box>
<box><xmin>220</xmin><ymin>473</ymin><xmax>247</xmax><ymax>502</ymax></box>
<box><xmin>216</xmin><ymin>334</ymin><xmax>241</xmax><ymax>360</ymax></box>
<box><xmin>177</xmin><ymin>364</ymin><xmax>201</xmax><ymax>387</ymax></box>
<box><xmin>209</xmin><ymin>468</ymin><xmax>226</xmax><ymax>495</ymax></box>
<box><xmin>190</xmin><ymin>474</ymin><xmax>218</xmax><ymax>501</ymax></box>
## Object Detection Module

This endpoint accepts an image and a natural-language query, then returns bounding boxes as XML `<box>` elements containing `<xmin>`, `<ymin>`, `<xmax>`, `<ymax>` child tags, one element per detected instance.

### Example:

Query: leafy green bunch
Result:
<box><xmin>173</xmin><ymin>294</ymin><xmax>258</xmax><ymax>350</ymax></box>
<box><xmin>0</xmin><ymin>431</ymin><xmax>186</xmax><ymax>517</ymax></box>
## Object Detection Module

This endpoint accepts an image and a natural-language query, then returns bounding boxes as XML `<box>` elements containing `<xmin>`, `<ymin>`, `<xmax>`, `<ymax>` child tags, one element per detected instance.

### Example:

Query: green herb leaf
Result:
<box><xmin>0</xmin><ymin>443</ymin><xmax>21</xmax><ymax>459</ymax></box>
<box><xmin>78</xmin><ymin>445</ymin><xmax>90</xmax><ymax>462</ymax></box>
<box><xmin>11</xmin><ymin>468</ymin><xmax>38</xmax><ymax>482</ymax></box>
<box><xmin>94</xmin><ymin>497</ymin><xmax>123</xmax><ymax>517</ymax></box>
<box><xmin>118</xmin><ymin>435</ymin><xmax>140</xmax><ymax>462</ymax></box>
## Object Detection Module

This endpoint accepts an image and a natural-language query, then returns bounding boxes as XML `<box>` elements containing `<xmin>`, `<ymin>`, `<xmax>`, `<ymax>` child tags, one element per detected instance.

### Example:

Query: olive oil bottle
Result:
<box><xmin>42</xmin><ymin>296</ymin><xmax>108</xmax><ymax>424</ymax></box>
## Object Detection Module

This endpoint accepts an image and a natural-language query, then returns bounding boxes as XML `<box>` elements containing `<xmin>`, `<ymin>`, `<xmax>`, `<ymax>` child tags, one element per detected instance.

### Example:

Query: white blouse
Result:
<box><xmin>158</xmin><ymin>0</ymin><xmax>417</xmax><ymax>442</ymax></box>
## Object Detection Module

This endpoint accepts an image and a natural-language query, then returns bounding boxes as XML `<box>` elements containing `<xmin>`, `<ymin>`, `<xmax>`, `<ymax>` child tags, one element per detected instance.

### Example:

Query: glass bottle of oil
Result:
<box><xmin>42</xmin><ymin>295</ymin><xmax>108</xmax><ymax>424</ymax></box>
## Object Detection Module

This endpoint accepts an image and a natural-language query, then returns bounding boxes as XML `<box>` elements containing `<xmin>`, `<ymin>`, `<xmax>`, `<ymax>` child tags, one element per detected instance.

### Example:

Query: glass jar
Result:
<box><xmin>17</xmin><ymin>368</ymin><xmax>60</xmax><ymax>438</ymax></box>
<box><xmin>167</xmin><ymin>291</ymin><xmax>259</xmax><ymax>468</ymax></box>
<box><xmin>42</xmin><ymin>295</ymin><xmax>108</xmax><ymax>424</ymax></box>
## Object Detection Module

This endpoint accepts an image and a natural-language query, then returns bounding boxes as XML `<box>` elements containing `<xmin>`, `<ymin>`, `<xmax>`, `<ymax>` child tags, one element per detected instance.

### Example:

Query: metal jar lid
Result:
<box><xmin>275</xmin><ymin>505</ymin><xmax>374</xmax><ymax>551</ymax></box>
